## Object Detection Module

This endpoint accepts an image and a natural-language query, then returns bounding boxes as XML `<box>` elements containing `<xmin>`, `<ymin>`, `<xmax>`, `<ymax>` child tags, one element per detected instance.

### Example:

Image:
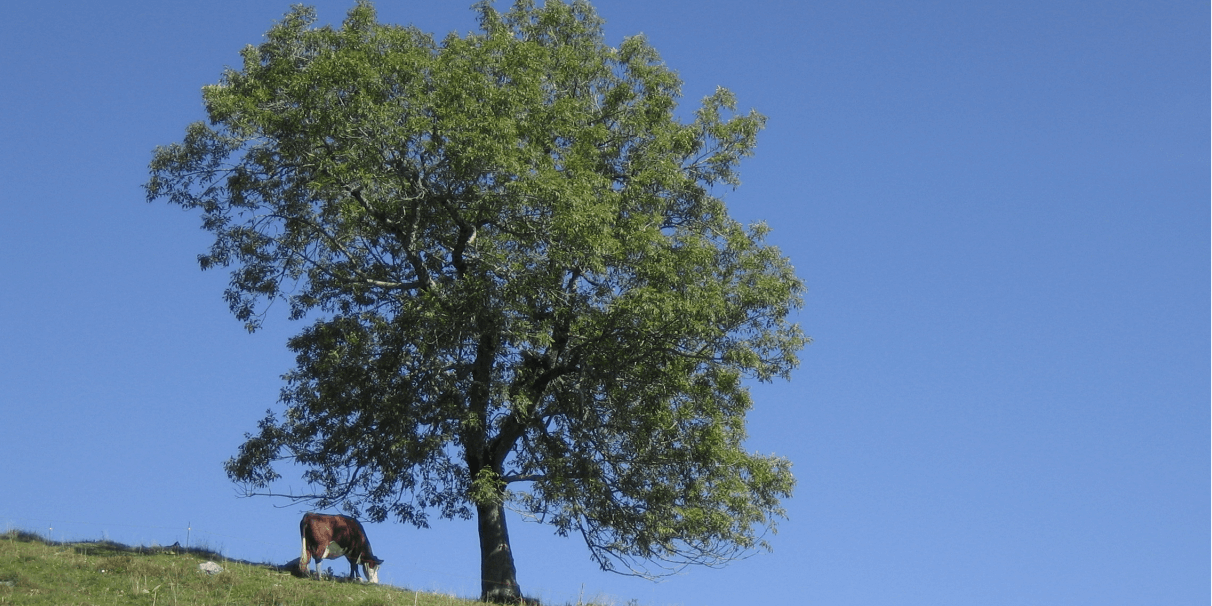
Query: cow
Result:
<box><xmin>298</xmin><ymin>512</ymin><xmax>384</xmax><ymax>583</ymax></box>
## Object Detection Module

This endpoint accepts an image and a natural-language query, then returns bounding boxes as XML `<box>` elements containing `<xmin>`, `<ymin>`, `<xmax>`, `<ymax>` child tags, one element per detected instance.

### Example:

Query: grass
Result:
<box><xmin>0</xmin><ymin>529</ymin><xmax>506</xmax><ymax>606</ymax></box>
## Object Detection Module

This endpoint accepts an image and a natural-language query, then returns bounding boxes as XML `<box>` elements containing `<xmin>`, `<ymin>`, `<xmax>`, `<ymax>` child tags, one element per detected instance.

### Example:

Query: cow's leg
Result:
<box><xmin>312</xmin><ymin>545</ymin><xmax>327</xmax><ymax>576</ymax></box>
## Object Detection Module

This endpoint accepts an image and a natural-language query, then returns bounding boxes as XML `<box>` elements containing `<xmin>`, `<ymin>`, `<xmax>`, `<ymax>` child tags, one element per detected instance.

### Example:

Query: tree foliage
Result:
<box><xmin>148</xmin><ymin>0</ymin><xmax>806</xmax><ymax>589</ymax></box>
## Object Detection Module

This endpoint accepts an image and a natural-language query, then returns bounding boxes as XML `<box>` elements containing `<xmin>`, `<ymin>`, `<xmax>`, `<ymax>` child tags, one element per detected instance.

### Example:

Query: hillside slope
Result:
<box><xmin>0</xmin><ymin>529</ymin><xmax>483</xmax><ymax>605</ymax></box>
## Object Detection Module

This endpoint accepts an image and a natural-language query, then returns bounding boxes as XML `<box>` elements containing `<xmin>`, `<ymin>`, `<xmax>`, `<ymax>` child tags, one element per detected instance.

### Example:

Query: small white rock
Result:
<box><xmin>198</xmin><ymin>561</ymin><xmax>224</xmax><ymax>575</ymax></box>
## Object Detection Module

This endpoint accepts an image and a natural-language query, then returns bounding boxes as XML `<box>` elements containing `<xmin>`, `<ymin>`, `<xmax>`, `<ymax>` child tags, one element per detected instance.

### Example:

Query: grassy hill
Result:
<box><xmin>0</xmin><ymin>529</ymin><xmax>555</xmax><ymax>606</ymax></box>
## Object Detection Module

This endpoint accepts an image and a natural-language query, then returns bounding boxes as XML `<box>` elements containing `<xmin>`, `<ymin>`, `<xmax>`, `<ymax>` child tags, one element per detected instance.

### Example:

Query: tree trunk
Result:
<box><xmin>477</xmin><ymin>501</ymin><xmax>523</xmax><ymax>603</ymax></box>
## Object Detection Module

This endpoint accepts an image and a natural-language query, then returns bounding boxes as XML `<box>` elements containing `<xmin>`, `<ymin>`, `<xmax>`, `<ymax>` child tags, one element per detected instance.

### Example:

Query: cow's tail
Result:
<box><xmin>298</xmin><ymin>533</ymin><xmax>310</xmax><ymax>577</ymax></box>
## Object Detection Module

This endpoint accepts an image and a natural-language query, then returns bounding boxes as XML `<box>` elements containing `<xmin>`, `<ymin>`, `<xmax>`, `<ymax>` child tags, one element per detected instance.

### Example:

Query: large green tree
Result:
<box><xmin>147</xmin><ymin>1</ymin><xmax>806</xmax><ymax>601</ymax></box>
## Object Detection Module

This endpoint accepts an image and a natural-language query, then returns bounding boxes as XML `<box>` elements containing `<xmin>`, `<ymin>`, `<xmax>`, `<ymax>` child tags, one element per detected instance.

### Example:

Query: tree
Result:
<box><xmin>146</xmin><ymin>1</ymin><xmax>806</xmax><ymax>602</ymax></box>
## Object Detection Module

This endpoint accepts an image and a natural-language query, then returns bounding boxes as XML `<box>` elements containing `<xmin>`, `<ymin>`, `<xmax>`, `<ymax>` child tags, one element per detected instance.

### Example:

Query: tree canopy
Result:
<box><xmin>147</xmin><ymin>0</ymin><xmax>806</xmax><ymax>601</ymax></box>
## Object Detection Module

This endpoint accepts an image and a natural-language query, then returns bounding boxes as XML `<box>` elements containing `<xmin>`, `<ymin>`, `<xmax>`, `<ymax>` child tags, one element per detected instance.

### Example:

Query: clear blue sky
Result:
<box><xmin>1</xmin><ymin>1</ymin><xmax>1206</xmax><ymax>605</ymax></box>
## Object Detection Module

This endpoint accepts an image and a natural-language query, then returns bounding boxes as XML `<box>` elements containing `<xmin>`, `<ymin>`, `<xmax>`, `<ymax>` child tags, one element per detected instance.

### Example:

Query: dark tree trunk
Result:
<box><xmin>464</xmin><ymin>324</ymin><xmax>524</xmax><ymax>603</ymax></box>
<box><xmin>477</xmin><ymin>501</ymin><xmax>523</xmax><ymax>603</ymax></box>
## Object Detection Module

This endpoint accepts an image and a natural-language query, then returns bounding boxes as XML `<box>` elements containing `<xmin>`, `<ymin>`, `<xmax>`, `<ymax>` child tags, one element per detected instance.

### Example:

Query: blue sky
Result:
<box><xmin>0</xmin><ymin>1</ymin><xmax>1206</xmax><ymax>605</ymax></box>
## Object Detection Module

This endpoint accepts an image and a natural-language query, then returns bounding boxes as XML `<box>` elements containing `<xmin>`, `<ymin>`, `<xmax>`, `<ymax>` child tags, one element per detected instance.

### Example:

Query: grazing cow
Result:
<box><xmin>299</xmin><ymin>513</ymin><xmax>384</xmax><ymax>583</ymax></box>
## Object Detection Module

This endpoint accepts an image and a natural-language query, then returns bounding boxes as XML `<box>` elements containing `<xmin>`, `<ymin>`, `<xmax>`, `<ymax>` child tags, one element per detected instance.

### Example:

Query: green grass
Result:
<box><xmin>0</xmin><ymin>529</ymin><xmax>495</xmax><ymax>606</ymax></box>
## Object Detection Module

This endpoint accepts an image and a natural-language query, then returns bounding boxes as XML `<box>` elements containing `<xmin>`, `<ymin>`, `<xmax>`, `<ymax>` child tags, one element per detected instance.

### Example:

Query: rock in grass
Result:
<box><xmin>198</xmin><ymin>561</ymin><xmax>223</xmax><ymax>575</ymax></box>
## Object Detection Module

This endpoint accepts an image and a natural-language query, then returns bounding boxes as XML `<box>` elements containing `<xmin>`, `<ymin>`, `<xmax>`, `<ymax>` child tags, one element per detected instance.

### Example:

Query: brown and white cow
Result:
<box><xmin>299</xmin><ymin>512</ymin><xmax>384</xmax><ymax>583</ymax></box>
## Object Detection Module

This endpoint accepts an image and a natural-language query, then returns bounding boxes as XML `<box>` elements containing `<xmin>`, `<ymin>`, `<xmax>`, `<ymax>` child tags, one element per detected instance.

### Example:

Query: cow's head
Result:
<box><xmin>361</xmin><ymin>556</ymin><xmax>384</xmax><ymax>584</ymax></box>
